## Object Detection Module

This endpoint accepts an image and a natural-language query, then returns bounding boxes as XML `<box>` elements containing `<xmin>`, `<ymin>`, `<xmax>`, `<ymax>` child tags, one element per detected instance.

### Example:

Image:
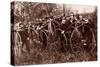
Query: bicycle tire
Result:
<box><xmin>70</xmin><ymin>28</ymin><xmax>83</xmax><ymax>52</ymax></box>
<box><xmin>14</xmin><ymin>32</ymin><xmax>22</xmax><ymax>57</ymax></box>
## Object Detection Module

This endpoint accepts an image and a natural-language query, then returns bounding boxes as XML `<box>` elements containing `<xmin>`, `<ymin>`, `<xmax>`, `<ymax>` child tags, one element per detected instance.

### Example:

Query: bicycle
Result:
<box><xmin>69</xmin><ymin>19</ymin><xmax>96</xmax><ymax>53</ymax></box>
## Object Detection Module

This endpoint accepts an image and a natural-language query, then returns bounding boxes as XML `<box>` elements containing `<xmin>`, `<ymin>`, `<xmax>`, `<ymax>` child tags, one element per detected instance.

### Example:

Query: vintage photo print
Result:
<box><xmin>11</xmin><ymin>1</ymin><xmax>97</xmax><ymax>65</ymax></box>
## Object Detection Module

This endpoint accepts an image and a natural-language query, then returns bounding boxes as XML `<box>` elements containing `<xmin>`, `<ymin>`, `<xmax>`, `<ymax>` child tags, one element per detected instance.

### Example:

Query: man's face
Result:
<box><xmin>62</xmin><ymin>18</ymin><xmax>66</xmax><ymax>24</ymax></box>
<box><xmin>70</xmin><ymin>15</ymin><xmax>74</xmax><ymax>19</ymax></box>
<box><xmin>79</xmin><ymin>16</ymin><xmax>82</xmax><ymax>20</ymax></box>
<box><xmin>20</xmin><ymin>24</ymin><xmax>24</xmax><ymax>28</ymax></box>
<box><xmin>62</xmin><ymin>21</ymin><xmax>65</xmax><ymax>24</ymax></box>
<box><xmin>66</xmin><ymin>17</ymin><xmax>70</xmax><ymax>20</ymax></box>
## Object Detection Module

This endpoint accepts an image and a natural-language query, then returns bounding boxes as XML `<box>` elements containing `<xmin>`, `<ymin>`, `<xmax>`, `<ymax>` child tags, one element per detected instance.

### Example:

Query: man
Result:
<box><xmin>17</xmin><ymin>22</ymin><xmax>31</xmax><ymax>54</ymax></box>
<box><xmin>58</xmin><ymin>16</ymin><xmax>68</xmax><ymax>52</ymax></box>
<box><xmin>36</xmin><ymin>19</ymin><xmax>48</xmax><ymax>50</ymax></box>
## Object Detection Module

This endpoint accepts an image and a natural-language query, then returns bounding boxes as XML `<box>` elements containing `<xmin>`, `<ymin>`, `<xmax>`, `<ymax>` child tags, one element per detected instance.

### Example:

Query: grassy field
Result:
<box><xmin>14</xmin><ymin>40</ymin><xmax>97</xmax><ymax>65</ymax></box>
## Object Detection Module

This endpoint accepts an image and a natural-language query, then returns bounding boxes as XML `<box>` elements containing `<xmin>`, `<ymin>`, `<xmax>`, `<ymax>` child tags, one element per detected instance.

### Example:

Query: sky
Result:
<box><xmin>58</xmin><ymin>4</ymin><xmax>96</xmax><ymax>14</ymax></box>
<box><xmin>67</xmin><ymin>5</ymin><xmax>96</xmax><ymax>13</ymax></box>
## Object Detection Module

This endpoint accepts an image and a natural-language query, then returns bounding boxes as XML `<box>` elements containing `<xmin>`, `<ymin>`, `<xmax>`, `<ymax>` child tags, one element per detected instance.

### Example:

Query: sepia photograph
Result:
<box><xmin>11</xmin><ymin>1</ymin><xmax>97</xmax><ymax>65</ymax></box>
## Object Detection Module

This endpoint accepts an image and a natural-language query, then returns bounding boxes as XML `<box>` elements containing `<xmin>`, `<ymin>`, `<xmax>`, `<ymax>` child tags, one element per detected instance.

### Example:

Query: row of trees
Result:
<box><xmin>11</xmin><ymin>2</ymin><xmax>77</xmax><ymax>24</ymax></box>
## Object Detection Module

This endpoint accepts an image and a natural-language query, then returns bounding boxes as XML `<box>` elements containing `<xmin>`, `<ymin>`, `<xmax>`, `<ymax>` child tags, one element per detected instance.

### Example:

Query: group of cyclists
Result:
<box><xmin>12</xmin><ymin>12</ymin><xmax>96</xmax><ymax>54</ymax></box>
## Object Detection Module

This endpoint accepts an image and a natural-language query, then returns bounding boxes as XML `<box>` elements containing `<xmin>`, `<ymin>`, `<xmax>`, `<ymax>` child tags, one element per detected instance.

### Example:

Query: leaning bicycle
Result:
<box><xmin>69</xmin><ymin>20</ymin><xmax>96</xmax><ymax>53</ymax></box>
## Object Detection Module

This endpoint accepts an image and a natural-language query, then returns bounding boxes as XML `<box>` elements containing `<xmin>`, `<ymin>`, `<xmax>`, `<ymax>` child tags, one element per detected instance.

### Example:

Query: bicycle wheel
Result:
<box><xmin>89</xmin><ymin>28</ymin><xmax>96</xmax><ymax>52</ymax></box>
<box><xmin>39</xmin><ymin>29</ymin><xmax>48</xmax><ymax>49</ymax></box>
<box><xmin>70</xmin><ymin>28</ymin><xmax>83</xmax><ymax>52</ymax></box>
<box><xmin>79</xmin><ymin>24</ymin><xmax>95</xmax><ymax>52</ymax></box>
<box><xmin>31</xmin><ymin>29</ymin><xmax>39</xmax><ymax>41</ymax></box>
<box><xmin>14</xmin><ymin>32</ymin><xmax>22</xmax><ymax>57</ymax></box>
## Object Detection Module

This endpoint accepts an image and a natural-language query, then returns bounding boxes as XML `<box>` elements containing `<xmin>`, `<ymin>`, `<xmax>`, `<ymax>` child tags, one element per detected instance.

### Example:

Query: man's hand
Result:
<box><xmin>37</xmin><ymin>26</ymin><xmax>41</xmax><ymax>30</ymax></box>
<box><xmin>61</xmin><ymin>31</ymin><xmax>64</xmax><ymax>34</ymax></box>
<box><xmin>27</xmin><ymin>37</ymin><xmax>30</xmax><ymax>40</ymax></box>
